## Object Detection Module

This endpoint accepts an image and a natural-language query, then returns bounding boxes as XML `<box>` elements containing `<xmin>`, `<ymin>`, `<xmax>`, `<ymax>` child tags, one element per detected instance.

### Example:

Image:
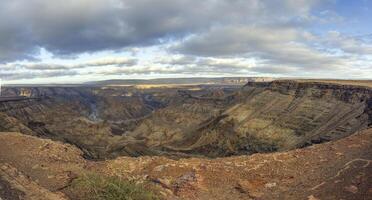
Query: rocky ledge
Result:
<box><xmin>0</xmin><ymin>128</ymin><xmax>371</xmax><ymax>200</ymax></box>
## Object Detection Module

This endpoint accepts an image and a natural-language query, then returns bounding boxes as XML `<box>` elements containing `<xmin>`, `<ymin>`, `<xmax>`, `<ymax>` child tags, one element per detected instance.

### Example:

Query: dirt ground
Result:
<box><xmin>0</xmin><ymin>129</ymin><xmax>371</xmax><ymax>199</ymax></box>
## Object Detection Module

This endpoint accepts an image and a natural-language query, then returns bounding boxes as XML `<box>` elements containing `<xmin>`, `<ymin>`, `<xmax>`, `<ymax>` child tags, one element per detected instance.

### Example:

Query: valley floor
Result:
<box><xmin>0</xmin><ymin>128</ymin><xmax>371</xmax><ymax>200</ymax></box>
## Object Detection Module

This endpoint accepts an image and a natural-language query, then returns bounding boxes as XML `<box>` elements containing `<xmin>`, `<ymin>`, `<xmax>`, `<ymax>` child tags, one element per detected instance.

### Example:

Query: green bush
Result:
<box><xmin>72</xmin><ymin>173</ymin><xmax>159</xmax><ymax>200</ymax></box>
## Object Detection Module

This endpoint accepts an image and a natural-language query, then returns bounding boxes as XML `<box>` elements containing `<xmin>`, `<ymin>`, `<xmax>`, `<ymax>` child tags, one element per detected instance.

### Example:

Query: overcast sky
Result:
<box><xmin>0</xmin><ymin>0</ymin><xmax>371</xmax><ymax>84</ymax></box>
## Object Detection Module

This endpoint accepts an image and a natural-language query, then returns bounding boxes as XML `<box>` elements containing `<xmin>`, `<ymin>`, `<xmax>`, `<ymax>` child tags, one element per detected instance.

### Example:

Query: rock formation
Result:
<box><xmin>0</xmin><ymin>80</ymin><xmax>371</xmax><ymax>159</ymax></box>
<box><xmin>0</xmin><ymin>79</ymin><xmax>371</xmax><ymax>199</ymax></box>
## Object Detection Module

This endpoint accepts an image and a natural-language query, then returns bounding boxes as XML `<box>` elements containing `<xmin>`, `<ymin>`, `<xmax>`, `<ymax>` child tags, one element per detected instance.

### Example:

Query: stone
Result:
<box><xmin>176</xmin><ymin>171</ymin><xmax>197</xmax><ymax>185</ymax></box>
<box><xmin>153</xmin><ymin>165</ymin><xmax>165</xmax><ymax>172</ymax></box>
<box><xmin>235</xmin><ymin>180</ymin><xmax>264</xmax><ymax>198</ymax></box>
<box><xmin>265</xmin><ymin>182</ymin><xmax>277</xmax><ymax>188</ymax></box>
<box><xmin>307</xmin><ymin>195</ymin><xmax>320</xmax><ymax>200</ymax></box>
<box><xmin>151</xmin><ymin>177</ymin><xmax>172</xmax><ymax>189</ymax></box>
<box><xmin>344</xmin><ymin>185</ymin><xmax>358</xmax><ymax>194</ymax></box>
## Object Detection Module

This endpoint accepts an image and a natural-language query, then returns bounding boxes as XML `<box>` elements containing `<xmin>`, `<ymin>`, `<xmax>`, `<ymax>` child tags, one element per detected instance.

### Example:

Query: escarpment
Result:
<box><xmin>160</xmin><ymin>80</ymin><xmax>371</xmax><ymax>157</ymax></box>
<box><xmin>0</xmin><ymin>80</ymin><xmax>371</xmax><ymax>159</ymax></box>
<box><xmin>0</xmin><ymin>87</ymin><xmax>166</xmax><ymax>159</ymax></box>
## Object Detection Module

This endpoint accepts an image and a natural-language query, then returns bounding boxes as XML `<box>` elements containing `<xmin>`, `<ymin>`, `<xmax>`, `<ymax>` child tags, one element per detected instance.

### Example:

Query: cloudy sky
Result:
<box><xmin>0</xmin><ymin>0</ymin><xmax>371</xmax><ymax>84</ymax></box>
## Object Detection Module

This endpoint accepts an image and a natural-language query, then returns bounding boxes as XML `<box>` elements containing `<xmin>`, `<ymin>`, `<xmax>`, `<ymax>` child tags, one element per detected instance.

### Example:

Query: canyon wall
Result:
<box><xmin>0</xmin><ymin>80</ymin><xmax>370</xmax><ymax>159</ymax></box>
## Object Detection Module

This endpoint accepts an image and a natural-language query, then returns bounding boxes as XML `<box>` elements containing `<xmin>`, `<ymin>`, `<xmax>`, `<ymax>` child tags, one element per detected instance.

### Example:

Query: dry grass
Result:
<box><xmin>71</xmin><ymin>173</ymin><xmax>159</xmax><ymax>200</ymax></box>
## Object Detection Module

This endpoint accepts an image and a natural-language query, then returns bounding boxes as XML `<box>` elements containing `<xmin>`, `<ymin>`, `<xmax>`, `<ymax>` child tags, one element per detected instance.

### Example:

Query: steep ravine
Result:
<box><xmin>0</xmin><ymin>87</ymin><xmax>165</xmax><ymax>159</ymax></box>
<box><xmin>160</xmin><ymin>80</ymin><xmax>371</xmax><ymax>157</ymax></box>
<box><xmin>0</xmin><ymin>80</ymin><xmax>371</xmax><ymax>159</ymax></box>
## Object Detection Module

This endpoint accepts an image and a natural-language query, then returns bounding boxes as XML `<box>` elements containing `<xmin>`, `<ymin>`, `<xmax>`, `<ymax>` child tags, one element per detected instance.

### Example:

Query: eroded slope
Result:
<box><xmin>131</xmin><ymin>81</ymin><xmax>371</xmax><ymax>157</ymax></box>
<box><xmin>0</xmin><ymin>80</ymin><xmax>371</xmax><ymax>159</ymax></box>
<box><xmin>0</xmin><ymin>128</ymin><xmax>371</xmax><ymax>200</ymax></box>
<box><xmin>0</xmin><ymin>87</ymin><xmax>167</xmax><ymax>159</ymax></box>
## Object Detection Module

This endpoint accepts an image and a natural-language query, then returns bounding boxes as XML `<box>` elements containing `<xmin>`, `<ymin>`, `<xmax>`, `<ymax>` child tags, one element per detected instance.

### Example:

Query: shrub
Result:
<box><xmin>72</xmin><ymin>173</ymin><xmax>159</xmax><ymax>200</ymax></box>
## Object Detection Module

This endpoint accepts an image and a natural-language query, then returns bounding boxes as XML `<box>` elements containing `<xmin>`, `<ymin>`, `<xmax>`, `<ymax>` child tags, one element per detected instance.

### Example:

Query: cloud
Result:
<box><xmin>0</xmin><ymin>57</ymin><xmax>137</xmax><ymax>80</ymax></box>
<box><xmin>325</xmin><ymin>31</ymin><xmax>372</xmax><ymax>55</ymax></box>
<box><xmin>1</xmin><ymin>0</ymin><xmax>370</xmax><ymax>81</ymax></box>
<box><xmin>0</xmin><ymin>0</ymin><xmax>325</xmax><ymax>62</ymax></box>
<box><xmin>6</xmin><ymin>57</ymin><xmax>137</xmax><ymax>70</ymax></box>
<box><xmin>0</xmin><ymin>70</ymin><xmax>78</xmax><ymax>80</ymax></box>
<box><xmin>249</xmin><ymin>66</ymin><xmax>297</xmax><ymax>74</ymax></box>
<box><xmin>97</xmin><ymin>56</ymin><xmax>255</xmax><ymax>76</ymax></box>
<box><xmin>172</xmin><ymin>26</ymin><xmax>302</xmax><ymax>56</ymax></box>
<box><xmin>81</xmin><ymin>57</ymin><xmax>138</xmax><ymax>67</ymax></box>
<box><xmin>171</xmin><ymin>26</ymin><xmax>346</xmax><ymax>71</ymax></box>
<box><xmin>20</xmin><ymin>64</ymin><xmax>70</xmax><ymax>70</ymax></box>
<box><xmin>157</xmin><ymin>55</ymin><xmax>197</xmax><ymax>66</ymax></box>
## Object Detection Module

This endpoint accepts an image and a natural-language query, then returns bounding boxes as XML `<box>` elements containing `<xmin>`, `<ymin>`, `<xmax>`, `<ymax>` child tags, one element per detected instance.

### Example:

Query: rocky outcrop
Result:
<box><xmin>0</xmin><ymin>80</ymin><xmax>371</xmax><ymax>159</ymax></box>
<box><xmin>96</xmin><ymin>128</ymin><xmax>372</xmax><ymax>200</ymax></box>
<box><xmin>0</xmin><ymin>80</ymin><xmax>371</xmax><ymax>199</ymax></box>
<box><xmin>0</xmin><ymin>132</ymin><xmax>86</xmax><ymax>192</ymax></box>
<box><xmin>156</xmin><ymin>80</ymin><xmax>371</xmax><ymax>157</ymax></box>
<box><xmin>0</xmin><ymin>128</ymin><xmax>371</xmax><ymax>200</ymax></box>
<box><xmin>0</xmin><ymin>164</ymin><xmax>68</xmax><ymax>200</ymax></box>
<box><xmin>0</xmin><ymin>87</ymin><xmax>166</xmax><ymax>159</ymax></box>
<box><xmin>244</xmin><ymin>80</ymin><xmax>372</xmax><ymax>123</ymax></box>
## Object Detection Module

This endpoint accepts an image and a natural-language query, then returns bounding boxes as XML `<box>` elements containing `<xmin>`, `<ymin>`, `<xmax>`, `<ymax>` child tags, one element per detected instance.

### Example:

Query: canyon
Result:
<box><xmin>0</xmin><ymin>78</ymin><xmax>371</xmax><ymax>199</ymax></box>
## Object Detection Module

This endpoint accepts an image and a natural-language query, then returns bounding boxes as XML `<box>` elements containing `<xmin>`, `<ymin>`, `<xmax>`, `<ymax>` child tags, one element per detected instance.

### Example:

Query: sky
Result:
<box><xmin>0</xmin><ymin>0</ymin><xmax>371</xmax><ymax>84</ymax></box>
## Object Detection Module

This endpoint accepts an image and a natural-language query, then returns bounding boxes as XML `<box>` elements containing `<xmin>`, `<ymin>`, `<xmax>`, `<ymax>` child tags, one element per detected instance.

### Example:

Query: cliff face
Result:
<box><xmin>151</xmin><ymin>80</ymin><xmax>371</xmax><ymax>157</ymax></box>
<box><xmin>240</xmin><ymin>81</ymin><xmax>372</xmax><ymax>145</ymax></box>
<box><xmin>244</xmin><ymin>80</ymin><xmax>372</xmax><ymax>120</ymax></box>
<box><xmin>0</xmin><ymin>87</ymin><xmax>161</xmax><ymax>123</ymax></box>
<box><xmin>0</xmin><ymin>80</ymin><xmax>371</xmax><ymax>159</ymax></box>
<box><xmin>0</xmin><ymin>87</ymin><xmax>165</xmax><ymax>159</ymax></box>
<box><xmin>0</xmin><ymin>99</ymin><xmax>41</xmax><ymax>136</ymax></box>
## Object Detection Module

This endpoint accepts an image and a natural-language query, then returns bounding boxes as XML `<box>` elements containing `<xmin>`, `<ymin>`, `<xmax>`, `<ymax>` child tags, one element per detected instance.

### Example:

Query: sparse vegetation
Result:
<box><xmin>72</xmin><ymin>173</ymin><xmax>158</xmax><ymax>200</ymax></box>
